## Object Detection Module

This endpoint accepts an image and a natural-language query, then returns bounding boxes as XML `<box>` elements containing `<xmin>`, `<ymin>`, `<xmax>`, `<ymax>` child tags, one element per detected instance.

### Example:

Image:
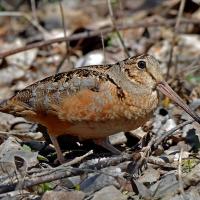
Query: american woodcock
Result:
<box><xmin>0</xmin><ymin>54</ymin><xmax>199</xmax><ymax>163</ymax></box>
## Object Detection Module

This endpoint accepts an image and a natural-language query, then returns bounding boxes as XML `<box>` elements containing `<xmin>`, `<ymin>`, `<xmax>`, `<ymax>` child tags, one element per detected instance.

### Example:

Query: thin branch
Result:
<box><xmin>55</xmin><ymin>0</ymin><xmax>72</xmax><ymax>74</ymax></box>
<box><xmin>62</xmin><ymin>150</ymin><xmax>93</xmax><ymax>167</ymax></box>
<box><xmin>154</xmin><ymin>119</ymin><xmax>194</xmax><ymax>148</ymax></box>
<box><xmin>0</xmin><ymin>131</ymin><xmax>9</xmax><ymax>138</ymax></box>
<box><xmin>0</xmin><ymin>153</ymin><xmax>132</xmax><ymax>192</ymax></box>
<box><xmin>178</xmin><ymin>148</ymin><xmax>185</xmax><ymax>196</ymax></box>
<box><xmin>0</xmin><ymin>190</ymin><xmax>31</xmax><ymax>199</ymax></box>
<box><xmin>0</xmin><ymin>18</ymin><xmax>199</xmax><ymax>59</ymax></box>
<box><xmin>148</xmin><ymin>156</ymin><xmax>177</xmax><ymax>169</ymax></box>
<box><xmin>132</xmin><ymin>119</ymin><xmax>195</xmax><ymax>173</ymax></box>
<box><xmin>166</xmin><ymin>0</ymin><xmax>186</xmax><ymax>79</ymax></box>
<box><xmin>107</xmin><ymin>0</ymin><xmax>130</xmax><ymax>57</ymax></box>
<box><xmin>0</xmin><ymin>11</ymin><xmax>49</xmax><ymax>37</ymax></box>
<box><xmin>30</xmin><ymin>0</ymin><xmax>38</xmax><ymax>24</ymax></box>
<box><xmin>101</xmin><ymin>32</ymin><xmax>106</xmax><ymax>64</ymax></box>
<box><xmin>179</xmin><ymin>56</ymin><xmax>200</xmax><ymax>75</ymax></box>
<box><xmin>175</xmin><ymin>0</ymin><xmax>186</xmax><ymax>31</ymax></box>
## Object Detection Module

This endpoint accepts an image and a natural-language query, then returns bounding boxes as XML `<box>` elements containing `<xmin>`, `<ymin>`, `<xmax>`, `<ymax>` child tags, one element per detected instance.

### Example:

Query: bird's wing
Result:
<box><xmin>1</xmin><ymin>67</ymin><xmax>125</xmax><ymax>122</ymax></box>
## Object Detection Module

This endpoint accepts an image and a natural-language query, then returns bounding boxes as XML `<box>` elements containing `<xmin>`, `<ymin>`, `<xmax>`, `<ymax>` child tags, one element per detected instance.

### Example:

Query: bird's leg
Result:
<box><xmin>49</xmin><ymin>134</ymin><xmax>65</xmax><ymax>164</ymax></box>
<box><xmin>94</xmin><ymin>137</ymin><xmax>121</xmax><ymax>155</ymax></box>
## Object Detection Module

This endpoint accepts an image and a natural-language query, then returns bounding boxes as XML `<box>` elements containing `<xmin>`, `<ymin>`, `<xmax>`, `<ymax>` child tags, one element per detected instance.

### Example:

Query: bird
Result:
<box><xmin>0</xmin><ymin>54</ymin><xmax>199</xmax><ymax>163</ymax></box>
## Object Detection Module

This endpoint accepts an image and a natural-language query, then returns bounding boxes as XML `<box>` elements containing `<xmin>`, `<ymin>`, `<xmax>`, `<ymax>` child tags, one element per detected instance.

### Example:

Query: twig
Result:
<box><xmin>179</xmin><ymin>56</ymin><xmax>200</xmax><ymax>75</ymax></box>
<box><xmin>183</xmin><ymin>65</ymin><xmax>200</xmax><ymax>76</ymax></box>
<box><xmin>62</xmin><ymin>150</ymin><xmax>93</xmax><ymax>167</ymax></box>
<box><xmin>0</xmin><ymin>11</ymin><xmax>49</xmax><ymax>37</ymax></box>
<box><xmin>101</xmin><ymin>32</ymin><xmax>106</xmax><ymax>64</ymax></box>
<box><xmin>30</xmin><ymin>0</ymin><xmax>38</xmax><ymax>26</ymax></box>
<box><xmin>154</xmin><ymin>119</ymin><xmax>194</xmax><ymax>148</ymax></box>
<box><xmin>55</xmin><ymin>0</ymin><xmax>72</xmax><ymax>74</ymax></box>
<box><xmin>148</xmin><ymin>156</ymin><xmax>177</xmax><ymax>169</ymax></box>
<box><xmin>127</xmin><ymin>117</ymin><xmax>194</xmax><ymax>176</ymax></box>
<box><xmin>175</xmin><ymin>0</ymin><xmax>186</xmax><ymax>31</ymax></box>
<box><xmin>141</xmin><ymin>135</ymin><xmax>156</xmax><ymax>164</ymax></box>
<box><xmin>107</xmin><ymin>0</ymin><xmax>130</xmax><ymax>57</ymax></box>
<box><xmin>0</xmin><ymin>130</ymin><xmax>42</xmax><ymax>140</ymax></box>
<box><xmin>178</xmin><ymin>148</ymin><xmax>185</xmax><ymax>196</ymax></box>
<box><xmin>0</xmin><ymin>18</ymin><xmax>199</xmax><ymax>59</ymax></box>
<box><xmin>0</xmin><ymin>153</ymin><xmax>132</xmax><ymax>192</ymax></box>
<box><xmin>166</xmin><ymin>0</ymin><xmax>186</xmax><ymax>79</ymax></box>
<box><xmin>31</xmin><ymin>152</ymin><xmax>131</xmax><ymax>178</ymax></box>
<box><xmin>126</xmin><ymin>133</ymin><xmax>158</xmax><ymax>177</ymax></box>
<box><xmin>0</xmin><ymin>131</ymin><xmax>9</xmax><ymax>138</ymax></box>
<box><xmin>0</xmin><ymin>190</ymin><xmax>32</xmax><ymax>199</ymax></box>
<box><xmin>55</xmin><ymin>54</ymin><xmax>68</xmax><ymax>74</ymax></box>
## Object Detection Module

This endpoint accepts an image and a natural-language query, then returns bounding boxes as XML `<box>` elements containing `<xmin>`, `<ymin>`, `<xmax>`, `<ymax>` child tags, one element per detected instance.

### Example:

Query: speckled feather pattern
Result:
<box><xmin>0</xmin><ymin>55</ymin><xmax>161</xmax><ymax>138</ymax></box>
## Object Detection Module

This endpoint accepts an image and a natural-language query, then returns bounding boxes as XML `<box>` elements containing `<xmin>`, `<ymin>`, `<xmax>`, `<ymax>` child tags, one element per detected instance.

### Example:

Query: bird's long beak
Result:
<box><xmin>157</xmin><ymin>81</ymin><xmax>200</xmax><ymax>124</ymax></box>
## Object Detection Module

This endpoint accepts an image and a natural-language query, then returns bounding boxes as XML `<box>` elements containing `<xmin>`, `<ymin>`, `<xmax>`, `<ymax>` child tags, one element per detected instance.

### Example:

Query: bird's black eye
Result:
<box><xmin>137</xmin><ymin>60</ymin><xmax>146</xmax><ymax>70</ymax></box>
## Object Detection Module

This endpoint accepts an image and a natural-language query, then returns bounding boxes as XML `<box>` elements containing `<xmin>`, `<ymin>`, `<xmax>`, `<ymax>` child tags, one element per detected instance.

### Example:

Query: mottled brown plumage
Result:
<box><xmin>0</xmin><ymin>54</ymin><xmax>199</xmax><ymax>163</ymax></box>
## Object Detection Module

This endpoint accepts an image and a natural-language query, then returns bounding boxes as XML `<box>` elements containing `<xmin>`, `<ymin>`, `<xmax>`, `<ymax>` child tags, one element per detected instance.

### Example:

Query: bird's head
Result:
<box><xmin>122</xmin><ymin>54</ymin><xmax>200</xmax><ymax>123</ymax></box>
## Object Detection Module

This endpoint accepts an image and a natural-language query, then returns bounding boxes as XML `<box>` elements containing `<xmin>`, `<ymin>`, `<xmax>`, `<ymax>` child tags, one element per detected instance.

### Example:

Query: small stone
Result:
<box><xmin>0</xmin><ymin>137</ymin><xmax>38</xmax><ymax>176</ymax></box>
<box><xmin>109</xmin><ymin>132</ymin><xmax>127</xmax><ymax>145</ymax></box>
<box><xmin>139</xmin><ymin>167</ymin><xmax>160</xmax><ymax>184</ymax></box>
<box><xmin>42</xmin><ymin>191</ymin><xmax>85</xmax><ymax>200</ymax></box>
<box><xmin>80</xmin><ymin>167</ymin><xmax>122</xmax><ymax>193</ymax></box>
<box><xmin>91</xmin><ymin>185</ymin><xmax>126</xmax><ymax>200</ymax></box>
<box><xmin>129</xmin><ymin>127</ymin><xmax>147</xmax><ymax>139</ymax></box>
<box><xmin>75</xmin><ymin>51</ymin><xmax>104</xmax><ymax>68</ymax></box>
